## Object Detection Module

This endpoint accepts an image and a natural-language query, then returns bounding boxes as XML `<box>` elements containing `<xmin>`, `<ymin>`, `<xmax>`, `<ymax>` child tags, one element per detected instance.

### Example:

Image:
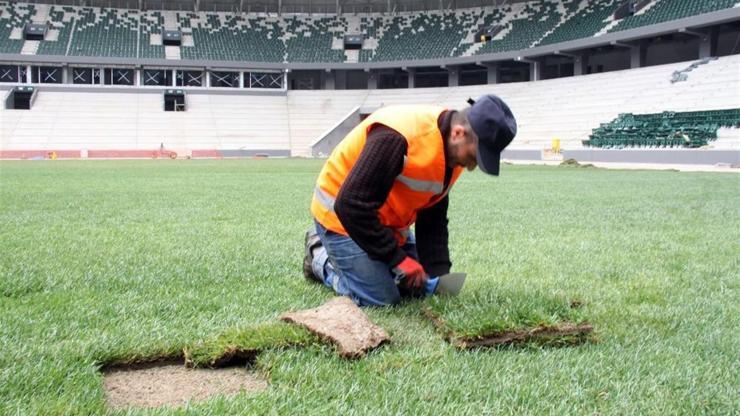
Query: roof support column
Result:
<box><xmin>555</xmin><ymin>50</ymin><xmax>584</xmax><ymax>76</ymax></box>
<box><xmin>679</xmin><ymin>27</ymin><xmax>718</xmax><ymax>59</ymax></box>
<box><xmin>365</xmin><ymin>69</ymin><xmax>377</xmax><ymax>89</ymax></box>
<box><xmin>630</xmin><ymin>43</ymin><xmax>646</xmax><ymax>68</ymax></box>
<box><xmin>485</xmin><ymin>62</ymin><xmax>498</xmax><ymax>84</ymax></box>
<box><xmin>403</xmin><ymin>67</ymin><xmax>416</xmax><ymax>88</ymax></box>
<box><xmin>446</xmin><ymin>65</ymin><xmax>459</xmax><ymax>87</ymax></box>
<box><xmin>516</xmin><ymin>57</ymin><xmax>539</xmax><ymax>81</ymax></box>
<box><xmin>323</xmin><ymin>69</ymin><xmax>335</xmax><ymax>89</ymax></box>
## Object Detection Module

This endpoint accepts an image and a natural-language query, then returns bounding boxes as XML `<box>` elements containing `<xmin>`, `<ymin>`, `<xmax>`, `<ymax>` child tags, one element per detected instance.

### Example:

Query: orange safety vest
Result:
<box><xmin>311</xmin><ymin>105</ymin><xmax>464</xmax><ymax>244</ymax></box>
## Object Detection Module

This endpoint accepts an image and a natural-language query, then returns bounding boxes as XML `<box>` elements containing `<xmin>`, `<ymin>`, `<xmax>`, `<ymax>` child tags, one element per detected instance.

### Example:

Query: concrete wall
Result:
<box><xmin>562</xmin><ymin>149</ymin><xmax>740</xmax><ymax>165</ymax></box>
<box><xmin>310</xmin><ymin>106</ymin><xmax>362</xmax><ymax>157</ymax></box>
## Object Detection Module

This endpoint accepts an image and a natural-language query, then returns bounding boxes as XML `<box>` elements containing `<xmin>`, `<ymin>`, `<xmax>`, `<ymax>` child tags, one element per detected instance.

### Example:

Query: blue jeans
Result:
<box><xmin>311</xmin><ymin>221</ymin><xmax>419</xmax><ymax>307</ymax></box>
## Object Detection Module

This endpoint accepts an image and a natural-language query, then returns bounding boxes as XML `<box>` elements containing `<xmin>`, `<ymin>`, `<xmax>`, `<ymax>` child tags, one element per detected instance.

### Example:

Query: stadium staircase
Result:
<box><xmin>19</xmin><ymin>3</ymin><xmax>47</xmax><ymax>55</ymax></box>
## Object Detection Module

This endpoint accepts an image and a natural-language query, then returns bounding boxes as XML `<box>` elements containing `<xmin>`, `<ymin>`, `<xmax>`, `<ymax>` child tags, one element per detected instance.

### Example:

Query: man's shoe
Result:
<box><xmin>303</xmin><ymin>229</ymin><xmax>323</xmax><ymax>283</ymax></box>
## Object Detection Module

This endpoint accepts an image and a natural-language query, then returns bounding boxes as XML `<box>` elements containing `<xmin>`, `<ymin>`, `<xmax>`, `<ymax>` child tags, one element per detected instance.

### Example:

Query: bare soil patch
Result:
<box><xmin>280</xmin><ymin>296</ymin><xmax>389</xmax><ymax>358</ymax></box>
<box><xmin>103</xmin><ymin>363</ymin><xmax>267</xmax><ymax>410</ymax></box>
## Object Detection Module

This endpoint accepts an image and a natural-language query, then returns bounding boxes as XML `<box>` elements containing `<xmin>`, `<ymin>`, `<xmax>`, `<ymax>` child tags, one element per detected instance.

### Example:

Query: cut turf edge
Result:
<box><xmin>101</xmin><ymin>356</ymin><xmax>185</xmax><ymax>372</ymax></box>
<box><xmin>455</xmin><ymin>322</ymin><xmax>595</xmax><ymax>348</ymax></box>
<box><xmin>98</xmin><ymin>322</ymin><xmax>324</xmax><ymax>371</ymax></box>
<box><xmin>183</xmin><ymin>321</ymin><xmax>319</xmax><ymax>368</ymax></box>
<box><xmin>422</xmin><ymin>308</ymin><xmax>595</xmax><ymax>349</ymax></box>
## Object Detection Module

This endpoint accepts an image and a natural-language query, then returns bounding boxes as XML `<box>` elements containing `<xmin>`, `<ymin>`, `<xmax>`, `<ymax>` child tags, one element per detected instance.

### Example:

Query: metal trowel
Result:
<box><xmin>427</xmin><ymin>272</ymin><xmax>467</xmax><ymax>296</ymax></box>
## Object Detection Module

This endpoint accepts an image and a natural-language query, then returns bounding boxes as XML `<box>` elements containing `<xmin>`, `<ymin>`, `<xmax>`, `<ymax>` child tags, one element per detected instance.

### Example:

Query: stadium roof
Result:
<box><xmin>23</xmin><ymin>0</ymin><xmax>520</xmax><ymax>13</ymax></box>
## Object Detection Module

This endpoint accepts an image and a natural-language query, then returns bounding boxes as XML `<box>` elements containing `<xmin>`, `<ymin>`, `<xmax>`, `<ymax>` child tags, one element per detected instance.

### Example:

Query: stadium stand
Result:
<box><xmin>283</xmin><ymin>16</ymin><xmax>345</xmax><ymax>63</ymax></box>
<box><xmin>473</xmin><ymin>1</ymin><xmax>573</xmax><ymax>55</ymax></box>
<box><xmin>0</xmin><ymin>90</ymin><xmax>291</xmax><ymax>155</ymax></box>
<box><xmin>178</xmin><ymin>13</ymin><xmax>285</xmax><ymax>62</ymax></box>
<box><xmin>2</xmin><ymin>54</ymin><xmax>739</xmax><ymax>156</ymax></box>
<box><xmin>363</xmin><ymin>12</ymin><xmax>478</xmax><ymax>62</ymax></box>
<box><xmin>608</xmin><ymin>0</ymin><xmax>739</xmax><ymax>33</ymax></box>
<box><xmin>0</xmin><ymin>2</ymin><xmax>35</xmax><ymax>54</ymax></box>
<box><xmin>584</xmin><ymin>109</ymin><xmax>740</xmax><ymax>148</ymax></box>
<box><xmin>2</xmin><ymin>0</ymin><xmax>737</xmax><ymax>63</ymax></box>
<box><xmin>539</xmin><ymin>0</ymin><xmax>621</xmax><ymax>46</ymax></box>
<box><xmin>139</xmin><ymin>11</ymin><xmax>166</xmax><ymax>59</ymax></box>
<box><xmin>67</xmin><ymin>7</ymin><xmax>139</xmax><ymax>58</ymax></box>
<box><xmin>35</xmin><ymin>6</ymin><xmax>75</xmax><ymax>56</ymax></box>
<box><xmin>306</xmin><ymin>51</ymin><xmax>731</xmax><ymax>152</ymax></box>
<box><xmin>453</xmin><ymin>7</ymin><xmax>510</xmax><ymax>58</ymax></box>
<box><xmin>357</xmin><ymin>16</ymin><xmax>383</xmax><ymax>62</ymax></box>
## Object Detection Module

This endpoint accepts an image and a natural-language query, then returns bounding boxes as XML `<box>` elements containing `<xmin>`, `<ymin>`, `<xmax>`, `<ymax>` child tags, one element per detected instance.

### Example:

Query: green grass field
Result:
<box><xmin>1</xmin><ymin>160</ymin><xmax>738</xmax><ymax>415</ymax></box>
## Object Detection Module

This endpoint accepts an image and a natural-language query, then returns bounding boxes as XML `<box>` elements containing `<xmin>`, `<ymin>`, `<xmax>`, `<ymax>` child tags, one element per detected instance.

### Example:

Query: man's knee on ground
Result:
<box><xmin>355</xmin><ymin>290</ymin><xmax>402</xmax><ymax>307</ymax></box>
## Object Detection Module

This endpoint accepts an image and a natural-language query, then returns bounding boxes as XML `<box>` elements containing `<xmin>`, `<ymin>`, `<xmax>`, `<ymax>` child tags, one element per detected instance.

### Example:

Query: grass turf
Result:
<box><xmin>184</xmin><ymin>322</ymin><xmax>317</xmax><ymax>368</ymax></box>
<box><xmin>1</xmin><ymin>159</ymin><xmax>738</xmax><ymax>414</ymax></box>
<box><xmin>423</xmin><ymin>287</ymin><xmax>593</xmax><ymax>348</ymax></box>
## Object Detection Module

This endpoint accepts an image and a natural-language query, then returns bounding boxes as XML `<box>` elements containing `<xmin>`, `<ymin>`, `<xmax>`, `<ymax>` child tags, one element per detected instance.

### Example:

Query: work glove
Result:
<box><xmin>392</xmin><ymin>256</ymin><xmax>428</xmax><ymax>292</ymax></box>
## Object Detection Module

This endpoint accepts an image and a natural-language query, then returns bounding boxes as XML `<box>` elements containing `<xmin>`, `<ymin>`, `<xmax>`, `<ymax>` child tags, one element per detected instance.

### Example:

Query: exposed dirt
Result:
<box><xmin>103</xmin><ymin>363</ymin><xmax>267</xmax><ymax>410</ymax></box>
<box><xmin>280</xmin><ymin>296</ymin><xmax>389</xmax><ymax>358</ymax></box>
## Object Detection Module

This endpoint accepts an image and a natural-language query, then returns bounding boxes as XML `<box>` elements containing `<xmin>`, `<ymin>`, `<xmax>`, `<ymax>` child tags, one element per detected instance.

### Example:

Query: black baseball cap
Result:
<box><xmin>467</xmin><ymin>94</ymin><xmax>517</xmax><ymax>176</ymax></box>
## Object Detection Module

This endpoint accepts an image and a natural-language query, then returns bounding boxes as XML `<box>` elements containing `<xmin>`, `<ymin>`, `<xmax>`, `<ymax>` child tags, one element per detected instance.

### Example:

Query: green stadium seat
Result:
<box><xmin>139</xmin><ymin>11</ymin><xmax>165</xmax><ymax>59</ymax></box>
<box><xmin>475</xmin><ymin>1</ymin><xmax>561</xmax><ymax>55</ymax></box>
<box><xmin>0</xmin><ymin>2</ymin><xmax>35</xmax><ymax>54</ymax></box>
<box><xmin>609</xmin><ymin>0</ymin><xmax>737</xmax><ymax>34</ymax></box>
<box><xmin>68</xmin><ymin>7</ymin><xmax>138</xmax><ymax>58</ymax></box>
<box><xmin>36</xmin><ymin>6</ymin><xmax>74</xmax><ymax>56</ymax></box>
<box><xmin>584</xmin><ymin>109</ymin><xmax>740</xmax><ymax>149</ymax></box>
<box><xmin>539</xmin><ymin>0</ymin><xmax>621</xmax><ymax>46</ymax></box>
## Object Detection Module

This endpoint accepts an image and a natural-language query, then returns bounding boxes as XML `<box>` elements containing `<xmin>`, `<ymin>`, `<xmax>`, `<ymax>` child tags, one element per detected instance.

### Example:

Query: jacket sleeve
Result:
<box><xmin>415</xmin><ymin>195</ymin><xmax>451</xmax><ymax>277</ymax></box>
<box><xmin>334</xmin><ymin>125</ymin><xmax>408</xmax><ymax>267</ymax></box>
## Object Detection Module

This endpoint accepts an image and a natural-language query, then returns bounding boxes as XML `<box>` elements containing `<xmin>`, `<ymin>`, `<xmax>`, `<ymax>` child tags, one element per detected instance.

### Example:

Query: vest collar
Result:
<box><xmin>438</xmin><ymin>110</ymin><xmax>454</xmax><ymax>161</ymax></box>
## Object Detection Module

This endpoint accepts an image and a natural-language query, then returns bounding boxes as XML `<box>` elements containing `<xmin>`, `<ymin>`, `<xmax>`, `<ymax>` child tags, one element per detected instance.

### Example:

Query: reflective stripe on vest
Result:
<box><xmin>318</xmin><ymin>177</ymin><xmax>442</xmax><ymax>210</ymax></box>
<box><xmin>396</xmin><ymin>174</ymin><xmax>444</xmax><ymax>194</ymax></box>
<box><xmin>314</xmin><ymin>186</ymin><xmax>335</xmax><ymax>212</ymax></box>
<box><xmin>395</xmin><ymin>155</ymin><xmax>444</xmax><ymax>193</ymax></box>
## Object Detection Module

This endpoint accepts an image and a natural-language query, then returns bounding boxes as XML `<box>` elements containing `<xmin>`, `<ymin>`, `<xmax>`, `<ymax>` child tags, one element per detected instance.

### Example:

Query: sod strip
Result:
<box><xmin>280</xmin><ymin>297</ymin><xmax>390</xmax><ymax>358</ymax></box>
<box><xmin>184</xmin><ymin>322</ymin><xmax>318</xmax><ymax>368</ymax></box>
<box><xmin>422</xmin><ymin>286</ymin><xmax>595</xmax><ymax>349</ymax></box>
<box><xmin>423</xmin><ymin>308</ymin><xmax>594</xmax><ymax>348</ymax></box>
<box><xmin>458</xmin><ymin>322</ymin><xmax>594</xmax><ymax>348</ymax></box>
